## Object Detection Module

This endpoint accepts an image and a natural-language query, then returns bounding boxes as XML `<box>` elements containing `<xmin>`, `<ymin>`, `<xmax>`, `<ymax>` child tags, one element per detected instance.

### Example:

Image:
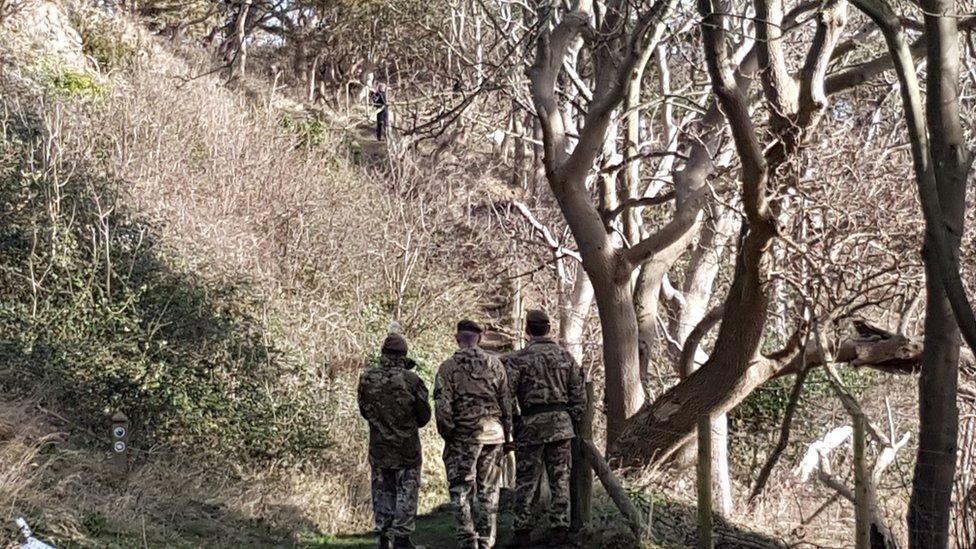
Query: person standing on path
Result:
<box><xmin>504</xmin><ymin>310</ymin><xmax>587</xmax><ymax>547</ymax></box>
<box><xmin>434</xmin><ymin>320</ymin><xmax>514</xmax><ymax>549</ymax></box>
<box><xmin>371</xmin><ymin>83</ymin><xmax>389</xmax><ymax>141</ymax></box>
<box><xmin>358</xmin><ymin>331</ymin><xmax>432</xmax><ymax>549</ymax></box>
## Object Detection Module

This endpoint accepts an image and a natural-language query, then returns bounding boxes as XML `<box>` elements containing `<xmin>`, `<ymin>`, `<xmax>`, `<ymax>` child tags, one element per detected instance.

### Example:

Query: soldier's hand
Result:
<box><xmin>503</xmin><ymin>441</ymin><xmax>517</xmax><ymax>454</ymax></box>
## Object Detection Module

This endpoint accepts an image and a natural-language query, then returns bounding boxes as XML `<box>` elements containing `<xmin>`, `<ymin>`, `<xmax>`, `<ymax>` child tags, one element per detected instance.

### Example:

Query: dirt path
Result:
<box><xmin>314</xmin><ymin>506</ymin><xmax>571</xmax><ymax>549</ymax></box>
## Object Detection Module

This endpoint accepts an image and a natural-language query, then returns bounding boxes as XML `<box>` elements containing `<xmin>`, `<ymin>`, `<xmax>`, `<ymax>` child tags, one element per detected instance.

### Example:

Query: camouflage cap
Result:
<box><xmin>381</xmin><ymin>332</ymin><xmax>408</xmax><ymax>356</ymax></box>
<box><xmin>525</xmin><ymin>309</ymin><xmax>550</xmax><ymax>327</ymax></box>
<box><xmin>456</xmin><ymin>319</ymin><xmax>484</xmax><ymax>334</ymax></box>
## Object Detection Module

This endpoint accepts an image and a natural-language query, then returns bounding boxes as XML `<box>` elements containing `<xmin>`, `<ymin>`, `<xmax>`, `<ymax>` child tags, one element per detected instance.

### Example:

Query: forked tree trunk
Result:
<box><xmin>612</xmin><ymin>0</ymin><xmax>847</xmax><ymax>469</ymax></box>
<box><xmin>527</xmin><ymin>0</ymin><xmax>677</xmax><ymax>448</ymax></box>
<box><xmin>594</xmin><ymin>279</ymin><xmax>646</xmax><ymax>446</ymax></box>
<box><xmin>844</xmin><ymin>0</ymin><xmax>971</xmax><ymax>543</ymax></box>
<box><xmin>612</xmin><ymin>220</ymin><xmax>776</xmax><ymax>465</ymax></box>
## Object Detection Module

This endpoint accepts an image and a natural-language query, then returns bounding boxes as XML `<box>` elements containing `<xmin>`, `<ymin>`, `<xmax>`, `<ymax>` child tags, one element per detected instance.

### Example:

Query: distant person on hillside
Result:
<box><xmin>358</xmin><ymin>330</ymin><xmax>432</xmax><ymax>549</ymax></box>
<box><xmin>503</xmin><ymin>310</ymin><xmax>586</xmax><ymax>547</ymax></box>
<box><xmin>370</xmin><ymin>83</ymin><xmax>389</xmax><ymax>141</ymax></box>
<box><xmin>434</xmin><ymin>320</ymin><xmax>514</xmax><ymax>549</ymax></box>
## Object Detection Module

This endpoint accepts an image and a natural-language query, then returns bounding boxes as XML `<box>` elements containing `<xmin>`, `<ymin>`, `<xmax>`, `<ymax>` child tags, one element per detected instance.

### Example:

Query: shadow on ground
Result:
<box><xmin>310</xmin><ymin>504</ymin><xmax>459</xmax><ymax>549</ymax></box>
<box><xmin>314</xmin><ymin>493</ymin><xmax>788</xmax><ymax>549</ymax></box>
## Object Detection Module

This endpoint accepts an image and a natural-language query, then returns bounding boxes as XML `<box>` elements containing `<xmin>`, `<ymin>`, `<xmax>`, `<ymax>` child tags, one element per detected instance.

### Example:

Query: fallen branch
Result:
<box><xmin>800</xmin><ymin>327</ymin><xmax>907</xmax><ymax>549</ymax></box>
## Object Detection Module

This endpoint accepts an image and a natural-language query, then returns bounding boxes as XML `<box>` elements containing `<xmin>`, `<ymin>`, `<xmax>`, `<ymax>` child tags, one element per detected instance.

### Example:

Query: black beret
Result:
<box><xmin>381</xmin><ymin>333</ymin><xmax>408</xmax><ymax>356</ymax></box>
<box><xmin>526</xmin><ymin>309</ymin><xmax>550</xmax><ymax>326</ymax></box>
<box><xmin>456</xmin><ymin>319</ymin><xmax>484</xmax><ymax>334</ymax></box>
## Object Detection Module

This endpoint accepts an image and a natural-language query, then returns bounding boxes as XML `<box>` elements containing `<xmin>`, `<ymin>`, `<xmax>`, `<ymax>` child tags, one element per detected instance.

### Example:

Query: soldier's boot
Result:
<box><xmin>504</xmin><ymin>529</ymin><xmax>533</xmax><ymax>548</ymax></box>
<box><xmin>377</xmin><ymin>534</ymin><xmax>393</xmax><ymax>549</ymax></box>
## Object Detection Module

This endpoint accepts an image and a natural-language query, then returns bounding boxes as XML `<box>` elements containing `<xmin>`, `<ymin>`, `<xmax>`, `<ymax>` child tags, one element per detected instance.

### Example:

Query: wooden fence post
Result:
<box><xmin>571</xmin><ymin>381</ymin><xmax>595</xmax><ymax>531</ymax></box>
<box><xmin>111</xmin><ymin>411</ymin><xmax>129</xmax><ymax>476</ymax></box>
<box><xmin>853</xmin><ymin>413</ymin><xmax>870</xmax><ymax>549</ymax></box>
<box><xmin>580</xmin><ymin>440</ymin><xmax>643</xmax><ymax>538</ymax></box>
<box><xmin>697</xmin><ymin>414</ymin><xmax>713</xmax><ymax>549</ymax></box>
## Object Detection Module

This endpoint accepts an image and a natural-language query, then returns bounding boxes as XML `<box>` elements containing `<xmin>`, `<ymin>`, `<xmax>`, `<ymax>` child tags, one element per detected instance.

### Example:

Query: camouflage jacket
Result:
<box><xmin>434</xmin><ymin>347</ymin><xmax>513</xmax><ymax>444</ymax></box>
<box><xmin>504</xmin><ymin>337</ymin><xmax>586</xmax><ymax>444</ymax></box>
<box><xmin>358</xmin><ymin>355</ymin><xmax>432</xmax><ymax>468</ymax></box>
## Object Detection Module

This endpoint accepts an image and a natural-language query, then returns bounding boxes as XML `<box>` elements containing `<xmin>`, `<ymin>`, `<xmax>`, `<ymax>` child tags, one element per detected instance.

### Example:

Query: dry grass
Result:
<box><xmin>0</xmin><ymin>396</ymin><xmax>377</xmax><ymax>546</ymax></box>
<box><xmin>0</xmin><ymin>2</ymin><xmax>493</xmax><ymax>542</ymax></box>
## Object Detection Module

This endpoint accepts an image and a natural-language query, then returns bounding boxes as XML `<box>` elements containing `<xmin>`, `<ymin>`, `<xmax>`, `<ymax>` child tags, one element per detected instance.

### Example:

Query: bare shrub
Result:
<box><xmin>1</xmin><ymin>25</ymin><xmax>499</xmax><ymax>537</ymax></box>
<box><xmin>0</xmin><ymin>0</ymin><xmax>26</xmax><ymax>25</ymax></box>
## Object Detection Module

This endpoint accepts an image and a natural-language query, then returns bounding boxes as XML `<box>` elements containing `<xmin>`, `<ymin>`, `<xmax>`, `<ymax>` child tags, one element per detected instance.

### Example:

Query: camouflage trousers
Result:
<box><xmin>512</xmin><ymin>438</ymin><xmax>572</xmax><ymax>532</ymax></box>
<box><xmin>370</xmin><ymin>464</ymin><xmax>421</xmax><ymax>538</ymax></box>
<box><xmin>443</xmin><ymin>441</ymin><xmax>504</xmax><ymax>548</ymax></box>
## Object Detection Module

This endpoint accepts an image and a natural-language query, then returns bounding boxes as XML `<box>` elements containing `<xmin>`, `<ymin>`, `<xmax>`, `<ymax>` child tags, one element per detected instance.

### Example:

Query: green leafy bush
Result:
<box><xmin>0</xmin><ymin>103</ymin><xmax>330</xmax><ymax>465</ymax></box>
<box><xmin>279</xmin><ymin>113</ymin><xmax>329</xmax><ymax>148</ymax></box>
<box><xmin>70</xmin><ymin>8</ymin><xmax>142</xmax><ymax>71</ymax></box>
<box><xmin>28</xmin><ymin>58</ymin><xmax>106</xmax><ymax>99</ymax></box>
<box><xmin>49</xmin><ymin>67</ymin><xmax>106</xmax><ymax>98</ymax></box>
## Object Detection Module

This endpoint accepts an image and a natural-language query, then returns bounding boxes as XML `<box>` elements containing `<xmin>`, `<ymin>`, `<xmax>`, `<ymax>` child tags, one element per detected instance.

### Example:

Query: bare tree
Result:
<box><xmin>611</xmin><ymin>0</ymin><xmax>849</xmax><ymax>465</ymax></box>
<box><xmin>845</xmin><ymin>0</ymin><xmax>973</xmax><ymax>543</ymax></box>
<box><xmin>527</xmin><ymin>0</ymin><xmax>679</xmax><ymax>443</ymax></box>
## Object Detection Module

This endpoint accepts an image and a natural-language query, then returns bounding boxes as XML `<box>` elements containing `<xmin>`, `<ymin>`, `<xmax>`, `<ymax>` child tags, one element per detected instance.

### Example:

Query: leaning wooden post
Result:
<box><xmin>580</xmin><ymin>440</ymin><xmax>643</xmax><ymax>538</ymax></box>
<box><xmin>571</xmin><ymin>381</ymin><xmax>595</xmax><ymax>531</ymax></box>
<box><xmin>853</xmin><ymin>413</ymin><xmax>870</xmax><ymax>549</ymax></box>
<box><xmin>697</xmin><ymin>414</ymin><xmax>713</xmax><ymax>549</ymax></box>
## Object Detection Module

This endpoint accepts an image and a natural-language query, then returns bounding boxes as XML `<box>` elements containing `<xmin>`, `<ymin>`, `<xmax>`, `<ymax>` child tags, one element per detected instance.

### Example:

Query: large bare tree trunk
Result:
<box><xmin>593</xmin><ymin>280</ymin><xmax>645</xmax><ymax>445</ymax></box>
<box><xmin>527</xmin><ymin>0</ymin><xmax>677</xmax><ymax>447</ymax></box>
<box><xmin>909</xmin><ymin>0</ymin><xmax>970</xmax><ymax>544</ymax></box>
<box><xmin>844</xmin><ymin>0</ymin><xmax>971</xmax><ymax>543</ymax></box>
<box><xmin>613</xmin><ymin>223</ymin><xmax>776</xmax><ymax>465</ymax></box>
<box><xmin>612</xmin><ymin>0</ymin><xmax>779</xmax><ymax>465</ymax></box>
<box><xmin>913</xmin><ymin>267</ymin><xmax>963</xmax><ymax>547</ymax></box>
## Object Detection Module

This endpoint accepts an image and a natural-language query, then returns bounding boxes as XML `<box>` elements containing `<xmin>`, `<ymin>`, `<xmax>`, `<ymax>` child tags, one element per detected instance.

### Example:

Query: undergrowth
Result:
<box><xmin>0</xmin><ymin>1</ymin><xmax>483</xmax><ymax>541</ymax></box>
<box><xmin>0</xmin><ymin>96</ymin><xmax>333</xmax><ymax>465</ymax></box>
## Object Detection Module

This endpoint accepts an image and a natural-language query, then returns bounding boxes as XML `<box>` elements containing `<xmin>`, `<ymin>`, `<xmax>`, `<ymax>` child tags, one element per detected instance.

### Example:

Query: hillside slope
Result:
<box><xmin>0</xmin><ymin>0</ymin><xmax>478</xmax><ymax>544</ymax></box>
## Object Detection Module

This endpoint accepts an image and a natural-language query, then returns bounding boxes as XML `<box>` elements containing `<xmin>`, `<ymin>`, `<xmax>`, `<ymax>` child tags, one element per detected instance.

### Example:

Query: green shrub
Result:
<box><xmin>49</xmin><ymin>67</ymin><xmax>106</xmax><ymax>98</ymax></box>
<box><xmin>70</xmin><ymin>9</ymin><xmax>142</xmax><ymax>71</ymax></box>
<box><xmin>0</xmin><ymin>102</ymin><xmax>330</xmax><ymax>465</ymax></box>
<box><xmin>279</xmin><ymin>113</ymin><xmax>329</xmax><ymax>148</ymax></box>
<box><xmin>27</xmin><ymin>57</ymin><xmax>106</xmax><ymax>99</ymax></box>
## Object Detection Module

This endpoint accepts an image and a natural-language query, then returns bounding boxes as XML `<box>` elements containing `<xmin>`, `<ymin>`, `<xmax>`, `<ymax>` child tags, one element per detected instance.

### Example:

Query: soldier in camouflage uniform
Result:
<box><xmin>358</xmin><ymin>332</ymin><xmax>432</xmax><ymax>549</ymax></box>
<box><xmin>504</xmin><ymin>310</ymin><xmax>586</xmax><ymax>547</ymax></box>
<box><xmin>434</xmin><ymin>320</ymin><xmax>514</xmax><ymax>549</ymax></box>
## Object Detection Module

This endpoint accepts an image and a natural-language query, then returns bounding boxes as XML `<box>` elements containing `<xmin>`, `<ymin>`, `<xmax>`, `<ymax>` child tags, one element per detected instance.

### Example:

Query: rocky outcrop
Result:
<box><xmin>0</xmin><ymin>0</ymin><xmax>87</xmax><ymax>69</ymax></box>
